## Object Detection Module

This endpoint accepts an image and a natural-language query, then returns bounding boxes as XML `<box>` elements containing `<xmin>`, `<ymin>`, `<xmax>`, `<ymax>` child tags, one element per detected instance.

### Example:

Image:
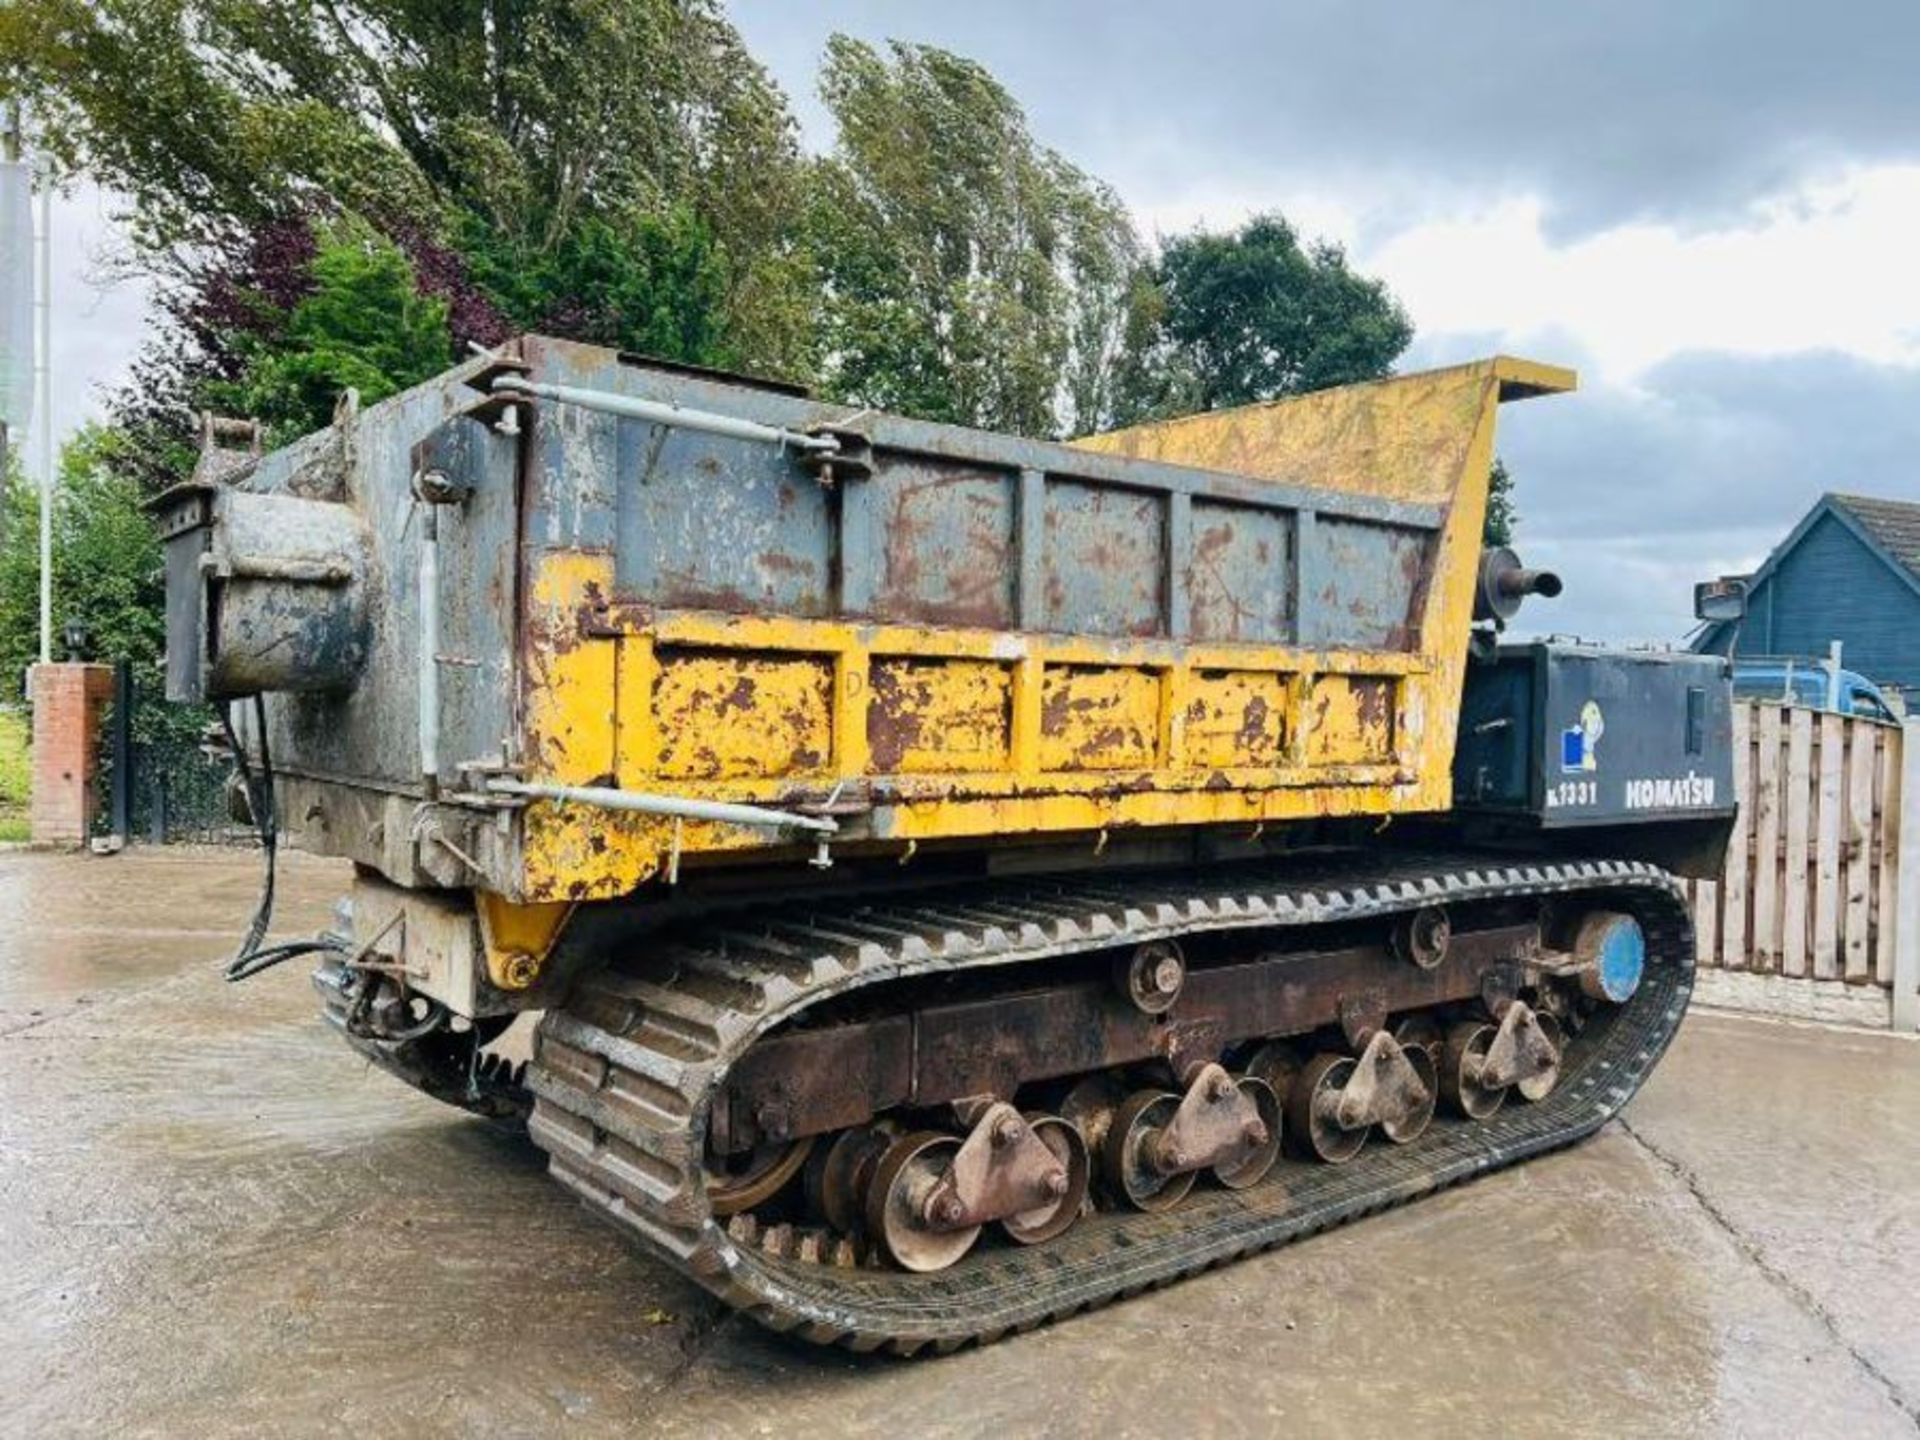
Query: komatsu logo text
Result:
<box><xmin>1623</xmin><ymin>772</ymin><xmax>1717</xmax><ymax>810</ymax></box>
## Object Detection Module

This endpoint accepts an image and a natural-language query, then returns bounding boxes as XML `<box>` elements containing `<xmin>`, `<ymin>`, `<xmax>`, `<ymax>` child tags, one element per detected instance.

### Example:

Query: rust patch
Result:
<box><xmin>653</xmin><ymin>647</ymin><xmax>834</xmax><ymax>781</ymax></box>
<box><xmin>1305</xmin><ymin>675</ymin><xmax>1396</xmax><ymax>766</ymax></box>
<box><xmin>1185</xmin><ymin>670</ymin><xmax>1291</xmax><ymax>768</ymax></box>
<box><xmin>873</xmin><ymin>465</ymin><xmax>1016</xmax><ymax>630</ymax></box>
<box><xmin>867</xmin><ymin>657</ymin><xmax>1013</xmax><ymax>775</ymax></box>
<box><xmin>1042</xmin><ymin>482</ymin><xmax>1166</xmax><ymax>638</ymax></box>
<box><xmin>1038</xmin><ymin>665</ymin><xmax>1158</xmax><ymax>771</ymax></box>
<box><xmin>1187</xmin><ymin>502</ymin><xmax>1290</xmax><ymax>644</ymax></box>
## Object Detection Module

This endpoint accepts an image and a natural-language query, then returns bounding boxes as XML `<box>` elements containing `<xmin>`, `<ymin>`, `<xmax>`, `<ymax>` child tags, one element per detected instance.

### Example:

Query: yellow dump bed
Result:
<box><xmin>503</xmin><ymin>343</ymin><xmax>1573</xmax><ymax>901</ymax></box>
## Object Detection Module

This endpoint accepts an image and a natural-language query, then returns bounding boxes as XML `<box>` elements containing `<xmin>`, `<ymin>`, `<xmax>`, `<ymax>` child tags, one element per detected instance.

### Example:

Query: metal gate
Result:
<box><xmin>94</xmin><ymin>660</ymin><xmax>247</xmax><ymax>845</ymax></box>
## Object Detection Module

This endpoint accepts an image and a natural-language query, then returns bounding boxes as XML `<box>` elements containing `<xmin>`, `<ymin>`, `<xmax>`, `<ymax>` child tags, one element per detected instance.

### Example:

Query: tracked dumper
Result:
<box><xmin>158</xmin><ymin>337</ymin><xmax>1734</xmax><ymax>1352</ymax></box>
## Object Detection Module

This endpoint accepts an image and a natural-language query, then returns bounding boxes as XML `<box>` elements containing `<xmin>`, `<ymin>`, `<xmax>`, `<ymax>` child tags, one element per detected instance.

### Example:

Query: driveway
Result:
<box><xmin>2</xmin><ymin>849</ymin><xmax>1915</xmax><ymax>1437</ymax></box>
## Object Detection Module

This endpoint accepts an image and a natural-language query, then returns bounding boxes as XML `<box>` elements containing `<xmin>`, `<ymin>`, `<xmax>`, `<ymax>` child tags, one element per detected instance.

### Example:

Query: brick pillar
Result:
<box><xmin>28</xmin><ymin>663</ymin><xmax>115</xmax><ymax>848</ymax></box>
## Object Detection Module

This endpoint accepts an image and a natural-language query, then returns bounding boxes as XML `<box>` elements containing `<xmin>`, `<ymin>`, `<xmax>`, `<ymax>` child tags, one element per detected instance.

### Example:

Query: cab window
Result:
<box><xmin>1850</xmin><ymin>689</ymin><xmax>1893</xmax><ymax>723</ymax></box>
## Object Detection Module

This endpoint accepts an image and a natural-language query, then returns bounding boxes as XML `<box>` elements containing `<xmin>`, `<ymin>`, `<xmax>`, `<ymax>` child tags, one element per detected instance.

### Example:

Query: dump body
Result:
<box><xmin>162</xmin><ymin>339</ymin><xmax>1568</xmax><ymax>894</ymax></box>
<box><xmin>158</xmin><ymin>337</ymin><xmax>1580</xmax><ymax>1005</ymax></box>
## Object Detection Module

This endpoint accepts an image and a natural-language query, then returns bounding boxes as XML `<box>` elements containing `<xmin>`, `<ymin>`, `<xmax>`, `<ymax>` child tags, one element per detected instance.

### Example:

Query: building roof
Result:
<box><xmin>1691</xmin><ymin>489</ymin><xmax>1920</xmax><ymax>656</ymax></box>
<box><xmin>1830</xmin><ymin>493</ymin><xmax>1920</xmax><ymax>587</ymax></box>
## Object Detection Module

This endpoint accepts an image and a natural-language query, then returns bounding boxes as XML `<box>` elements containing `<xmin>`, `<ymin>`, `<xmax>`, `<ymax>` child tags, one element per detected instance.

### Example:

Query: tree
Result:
<box><xmin>0</xmin><ymin>0</ymin><xmax>818</xmax><ymax>398</ymax></box>
<box><xmin>808</xmin><ymin>38</ymin><xmax>1149</xmax><ymax>438</ymax></box>
<box><xmin>0</xmin><ymin>427</ymin><xmax>166</xmax><ymax>692</ymax></box>
<box><xmin>457</xmin><ymin>204</ymin><xmax>734</xmax><ymax>367</ymax></box>
<box><xmin>1483</xmin><ymin>458</ymin><xmax>1518</xmax><ymax>547</ymax></box>
<box><xmin>210</xmin><ymin>217</ymin><xmax>454</xmax><ymax>443</ymax></box>
<box><xmin>1118</xmin><ymin>213</ymin><xmax>1413</xmax><ymax>421</ymax></box>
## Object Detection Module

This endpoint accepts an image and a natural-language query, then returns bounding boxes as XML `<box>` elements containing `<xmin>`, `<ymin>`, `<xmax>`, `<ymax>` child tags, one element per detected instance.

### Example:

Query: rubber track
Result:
<box><xmin>523</xmin><ymin>852</ymin><xmax>1694</xmax><ymax>1354</ymax></box>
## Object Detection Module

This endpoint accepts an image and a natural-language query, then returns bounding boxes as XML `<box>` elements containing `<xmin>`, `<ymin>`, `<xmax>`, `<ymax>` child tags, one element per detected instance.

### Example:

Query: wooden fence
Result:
<box><xmin>1687</xmin><ymin>702</ymin><xmax>1920</xmax><ymax>1029</ymax></box>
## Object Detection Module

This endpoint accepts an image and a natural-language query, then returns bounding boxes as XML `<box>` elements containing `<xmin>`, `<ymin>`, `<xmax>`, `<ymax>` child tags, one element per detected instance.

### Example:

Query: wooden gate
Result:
<box><xmin>1688</xmin><ymin>702</ymin><xmax>1920</xmax><ymax>1029</ymax></box>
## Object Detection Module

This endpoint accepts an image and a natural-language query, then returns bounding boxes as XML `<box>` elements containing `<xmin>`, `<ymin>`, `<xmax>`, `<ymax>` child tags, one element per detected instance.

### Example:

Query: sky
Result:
<box><xmin>27</xmin><ymin>1</ymin><xmax>1920</xmax><ymax>643</ymax></box>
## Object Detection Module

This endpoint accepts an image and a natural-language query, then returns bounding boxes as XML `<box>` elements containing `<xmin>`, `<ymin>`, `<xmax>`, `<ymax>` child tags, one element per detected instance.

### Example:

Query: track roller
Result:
<box><xmin>1479</xmin><ymin>1000</ymin><xmax>1562</xmax><ymax>1093</ymax></box>
<box><xmin>1101</xmin><ymin>1062</ymin><xmax>1277</xmax><ymax>1208</ymax></box>
<box><xmin>867</xmin><ymin>1132</ymin><xmax>979</xmax><ymax>1272</ymax></box>
<box><xmin>1288</xmin><ymin>1053</ymin><xmax>1369</xmax><ymax>1163</ymax></box>
<box><xmin>1516</xmin><ymin>1012</ymin><xmax>1566</xmax><ymax>1103</ymax></box>
<box><xmin>1390</xmin><ymin>904</ymin><xmax>1451</xmax><ymax>970</ymax></box>
<box><xmin>867</xmin><ymin>1101</ymin><xmax>1089</xmax><ymax>1271</ymax></box>
<box><xmin>707</xmin><ymin>1136</ymin><xmax>815</xmax><ymax>1216</ymax></box>
<box><xmin>1103</xmin><ymin>1090</ymin><xmax>1193</xmax><ymax>1211</ymax></box>
<box><xmin>1441</xmin><ymin>1021</ymin><xmax>1507</xmax><ymax>1119</ymax></box>
<box><xmin>807</xmin><ymin>1124</ymin><xmax>896</xmax><ymax>1234</ymax></box>
<box><xmin>1001</xmin><ymin>1115</ymin><xmax>1090</xmax><ymax>1244</ymax></box>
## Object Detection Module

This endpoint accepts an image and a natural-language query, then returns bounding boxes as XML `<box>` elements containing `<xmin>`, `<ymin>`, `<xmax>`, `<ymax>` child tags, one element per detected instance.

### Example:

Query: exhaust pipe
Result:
<box><xmin>1475</xmin><ymin>546</ymin><xmax>1562</xmax><ymax>624</ymax></box>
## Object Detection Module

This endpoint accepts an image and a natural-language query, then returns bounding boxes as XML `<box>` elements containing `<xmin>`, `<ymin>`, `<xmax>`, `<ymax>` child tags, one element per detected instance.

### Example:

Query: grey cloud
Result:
<box><xmin>1482</xmin><ymin>349</ymin><xmax>1920</xmax><ymax>643</ymax></box>
<box><xmin>728</xmin><ymin>1</ymin><xmax>1920</xmax><ymax>239</ymax></box>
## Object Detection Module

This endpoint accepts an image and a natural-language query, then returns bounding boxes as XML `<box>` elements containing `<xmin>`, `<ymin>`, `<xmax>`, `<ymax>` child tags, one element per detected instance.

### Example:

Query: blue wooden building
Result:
<box><xmin>1692</xmin><ymin>492</ymin><xmax>1920</xmax><ymax>703</ymax></box>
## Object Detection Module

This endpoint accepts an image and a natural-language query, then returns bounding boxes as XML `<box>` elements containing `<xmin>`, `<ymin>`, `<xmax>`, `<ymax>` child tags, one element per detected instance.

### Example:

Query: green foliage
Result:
<box><xmin>1484</xmin><ymin>457</ymin><xmax>1518</xmax><ymax>547</ymax></box>
<box><xmin>808</xmin><ymin>38</ymin><xmax>1149</xmax><ymax>438</ymax></box>
<box><xmin>458</xmin><ymin>204</ymin><xmax>732</xmax><ymax>366</ymax></box>
<box><xmin>0</xmin><ymin>708</ymin><xmax>28</xmax><ymax>821</ymax></box>
<box><xmin>1119</xmin><ymin>213</ymin><xmax>1414</xmax><ymax>421</ymax></box>
<box><xmin>209</xmin><ymin>219</ymin><xmax>453</xmax><ymax>442</ymax></box>
<box><xmin>0</xmin><ymin>0</ymin><xmax>817</xmax><ymax>379</ymax></box>
<box><xmin>0</xmin><ymin>430</ymin><xmax>164</xmax><ymax>689</ymax></box>
<box><xmin>0</xmin><ymin>434</ymin><xmax>206</xmax><ymax>757</ymax></box>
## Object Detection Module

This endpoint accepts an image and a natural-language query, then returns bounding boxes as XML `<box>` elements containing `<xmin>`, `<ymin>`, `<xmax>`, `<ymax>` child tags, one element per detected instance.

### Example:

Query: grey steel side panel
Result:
<box><xmin>517</xmin><ymin>336</ymin><xmax>1445</xmax><ymax>650</ymax></box>
<box><xmin>244</xmin><ymin>363</ymin><xmax>520</xmax><ymax>789</ymax></box>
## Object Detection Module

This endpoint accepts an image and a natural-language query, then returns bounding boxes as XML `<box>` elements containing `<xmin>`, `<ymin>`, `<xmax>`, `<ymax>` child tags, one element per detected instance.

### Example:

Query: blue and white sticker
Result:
<box><xmin>1560</xmin><ymin>700</ymin><xmax>1605</xmax><ymax>774</ymax></box>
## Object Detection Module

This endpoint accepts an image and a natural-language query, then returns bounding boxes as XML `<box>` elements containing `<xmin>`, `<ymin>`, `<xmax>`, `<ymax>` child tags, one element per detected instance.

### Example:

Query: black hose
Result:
<box><xmin>221</xmin><ymin>695</ymin><xmax>346</xmax><ymax>982</ymax></box>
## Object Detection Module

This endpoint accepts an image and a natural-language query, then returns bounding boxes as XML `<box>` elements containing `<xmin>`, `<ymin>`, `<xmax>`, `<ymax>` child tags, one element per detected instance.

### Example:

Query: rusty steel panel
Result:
<box><xmin>869</xmin><ymin>459</ymin><xmax>1017</xmax><ymax>629</ymax></box>
<box><xmin>1316</xmin><ymin>518</ymin><xmax>1430</xmax><ymax>651</ymax></box>
<box><xmin>1307</xmin><ymin>675</ymin><xmax>1397</xmax><ymax>766</ymax></box>
<box><xmin>867</xmin><ymin>657</ymin><xmax>1012</xmax><ymax>774</ymax></box>
<box><xmin>1040</xmin><ymin>665</ymin><xmax>1159</xmax><ymax>771</ymax></box>
<box><xmin>1042</xmin><ymin>480</ymin><xmax>1167</xmax><ymax>638</ymax></box>
<box><xmin>652</xmin><ymin>648</ymin><xmax>834</xmax><ymax>781</ymax></box>
<box><xmin>617</xmin><ymin>425</ymin><xmax>833</xmax><ymax>617</ymax></box>
<box><xmin>1185</xmin><ymin>670</ymin><xmax>1293</xmax><ymax>769</ymax></box>
<box><xmin>1187</xmin><ymin>500</ymin><xmax>1294</xmax><ymax>644</ymax></box>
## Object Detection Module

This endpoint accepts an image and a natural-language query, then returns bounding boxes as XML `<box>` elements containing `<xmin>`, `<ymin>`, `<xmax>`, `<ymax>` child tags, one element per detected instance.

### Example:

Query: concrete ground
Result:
<box><xmin>3</xmin><ymin>850</ymin><xmax>1918</xmax><ymax>1439</ymax></box>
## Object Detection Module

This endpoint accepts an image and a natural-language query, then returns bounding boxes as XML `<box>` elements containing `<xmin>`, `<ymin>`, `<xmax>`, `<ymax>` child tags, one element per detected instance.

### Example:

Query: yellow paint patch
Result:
<box><xmin>867</xmin><ymin>657</ymin><xmax>1012</xmax><ymax>774</ymax></box>
<box><xmin>653</xmin><ymin>648</ymin><xmax>834</xmax><ymax>781</ymax></box>
<box><xmin>524</xmin><ymin>551</ymin><xmax>617</xmax><ymax>785</ymax></box>
<box><xmin>474</xmin><ymin>890</ymin><xmax>574</xmax><ymax>988</ymax></box>
<box><xmin>1307</xmin><ymin>675</ymin><xmax>1397</xmax><ymax>766</ymax></box>
<box><xmin>1040</xmin><ymin>665</ymin><xmax>1159</xmax><ymax>771</ymax></box>
<box><xmin>1185</xmin><ymin>670</ymin><xmax>1292</xmax><ymax>769</ymax></box>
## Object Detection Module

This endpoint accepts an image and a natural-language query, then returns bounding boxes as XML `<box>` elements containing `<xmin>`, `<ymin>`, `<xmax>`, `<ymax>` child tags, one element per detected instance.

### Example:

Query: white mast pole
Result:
<box><xmin>34</xmin><ymin>145</ymin><xmax>51</xmax><ymax>663</ymax></box>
